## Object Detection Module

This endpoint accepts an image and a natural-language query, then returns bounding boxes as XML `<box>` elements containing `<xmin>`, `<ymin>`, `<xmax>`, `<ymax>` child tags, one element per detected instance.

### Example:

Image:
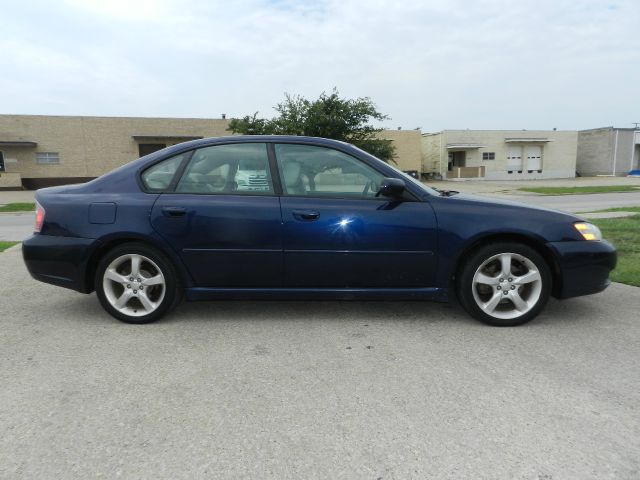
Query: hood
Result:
<box><xmin>440</xmin><ymin>192</ymin><xmax>582</xmax><ymax>221</ymax></box>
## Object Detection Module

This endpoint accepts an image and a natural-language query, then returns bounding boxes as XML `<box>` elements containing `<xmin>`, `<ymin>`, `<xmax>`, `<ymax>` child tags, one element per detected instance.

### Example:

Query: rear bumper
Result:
<box><xmin>22</xmin><ymin>234</ymin><xmax>96</xmax><ymax>293</ymax></box>
<box><xmin>547</xmin><ymin>240</ymin><xmax>617</xmax><ymax>299</ymax></box>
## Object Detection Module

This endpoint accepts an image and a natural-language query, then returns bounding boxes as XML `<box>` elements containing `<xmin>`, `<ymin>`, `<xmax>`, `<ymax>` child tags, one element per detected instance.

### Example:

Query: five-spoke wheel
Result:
<box><xmin>102</xmin><ymin>254</ymin><xmax>166</xmax><ymax>317</ymax></box>
<box><xmin>95</xmin><ymin>243</ymin><xmax>181</xmax><ymax>323</ymax></box>
<box><xmin>457</xmin><ymin>242</ymin><xmax>551</xmax><ymax>326</ymax></box>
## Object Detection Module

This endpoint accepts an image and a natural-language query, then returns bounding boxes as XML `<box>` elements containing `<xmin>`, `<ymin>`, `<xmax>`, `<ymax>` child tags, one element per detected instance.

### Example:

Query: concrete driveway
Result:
<box><xmin>1</xmin><ymin>245</ymin><xmax>638</xmax><ymax>479</ymax></box>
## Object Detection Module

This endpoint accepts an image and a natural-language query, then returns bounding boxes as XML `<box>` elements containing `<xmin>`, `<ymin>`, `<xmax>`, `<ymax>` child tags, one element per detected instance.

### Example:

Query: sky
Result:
<box><xmin>0</xmin><ymin>0</ymin><xmax>638</xmax><ymax>132</ymax></box>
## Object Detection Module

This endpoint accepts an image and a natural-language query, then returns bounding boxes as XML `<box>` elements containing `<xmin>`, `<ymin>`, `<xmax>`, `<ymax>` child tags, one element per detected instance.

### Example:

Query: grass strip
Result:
<box><xmin>578</xmin><ymin>206</ymin><xmax>640</xmax><ymax>214</ymax></box>
<box><xmin>0</xmin><ymin>202</ymin><xmax>35</xmax><ymax>212</ymax></box>
<box><xmin>0</xmin><ymin>241</ymin><xmax>19</xmax><ymax>252</ymax></box>
<box><xmin>592</xmin><ymin>214</ymin><xmax>640</xmax><ymax>287</ymax></box>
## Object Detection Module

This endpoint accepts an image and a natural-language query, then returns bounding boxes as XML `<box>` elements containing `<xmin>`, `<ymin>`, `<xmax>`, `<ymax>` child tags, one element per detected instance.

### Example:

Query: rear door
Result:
<box><xmin>274</xmin><ymin>143</ymin><xmax>438</xmax><ymax>288</ymax></box>
<box><xmin>149</xmin><ymin>143</ymin><xmax>283</xmax><ymax>287</ymax></box>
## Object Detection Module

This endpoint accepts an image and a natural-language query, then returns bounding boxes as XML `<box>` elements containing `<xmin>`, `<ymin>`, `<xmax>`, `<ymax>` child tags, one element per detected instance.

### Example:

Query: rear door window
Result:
<box><xmin>176</xmin><ymin>143</ymin><xmax>273</xmax><ymax>195</ymax></box>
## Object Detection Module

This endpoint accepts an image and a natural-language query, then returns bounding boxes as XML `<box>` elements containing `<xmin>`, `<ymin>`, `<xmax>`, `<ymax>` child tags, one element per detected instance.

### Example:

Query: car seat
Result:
<box><xmin>282</xmin><ymin>161</ymin><xmax>306</xmax><ymax>195</ymax></box>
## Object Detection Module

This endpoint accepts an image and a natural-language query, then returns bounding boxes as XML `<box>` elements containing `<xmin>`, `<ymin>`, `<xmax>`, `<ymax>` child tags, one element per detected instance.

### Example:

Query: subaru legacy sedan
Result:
<box><xmin>22</xmin><ymin>136</ymin><xmax>616</xmax><ymax>326</ymax></box>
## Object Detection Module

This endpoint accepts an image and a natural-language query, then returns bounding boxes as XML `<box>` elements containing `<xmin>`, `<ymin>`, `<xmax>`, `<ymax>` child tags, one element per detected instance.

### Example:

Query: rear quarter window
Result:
<box><xmin>140</xmin><ymin>153</ymin><xmax>186</xmax><ymax>191</ymax></box>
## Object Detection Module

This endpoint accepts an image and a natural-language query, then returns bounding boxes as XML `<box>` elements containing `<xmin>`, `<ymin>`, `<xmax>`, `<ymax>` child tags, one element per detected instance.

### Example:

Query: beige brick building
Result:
<box><xmin>0</xmin><ymin>115</ymin><xmax>231</xmax><ymax>189</ymax></box>
<box><xmin>375</xmin><ymin>129</ymin><xmax>423</xmax><ymax>175</ymax></box>
<box><xmin>422</xmin><ymin>130</ymin><xmax>578</xmax><ymax>180</ymax></box>
<box><xmin>0</xmin><ymin>114</ymin><xmax>424</xmax><ymax>189</ymax></box>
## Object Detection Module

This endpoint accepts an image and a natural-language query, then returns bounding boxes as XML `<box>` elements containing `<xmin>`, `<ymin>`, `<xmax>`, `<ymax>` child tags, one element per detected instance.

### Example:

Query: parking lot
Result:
<box><xmin>1</xmin><ymin>244</ymin><xmax>639</xmax><ymax>479</ymax></box>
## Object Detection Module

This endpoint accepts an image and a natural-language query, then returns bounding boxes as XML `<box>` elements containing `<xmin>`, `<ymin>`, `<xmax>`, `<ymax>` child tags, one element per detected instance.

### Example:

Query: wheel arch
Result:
<box><xmin>84</xmin><ymin>234</ymin><xmax>192</xmax><ymax>293</ymax></box>
<box><xmin>450</xmin><ymin>232</ymin><xmax>562</xmax><ymax>298</ymax></box>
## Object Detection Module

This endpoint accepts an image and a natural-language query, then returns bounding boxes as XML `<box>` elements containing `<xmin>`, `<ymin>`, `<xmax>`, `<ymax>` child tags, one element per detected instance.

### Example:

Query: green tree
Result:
<box><xmin>227</xmin><ymin>89</ymin><xmax>396</xmax><ymax>162</ymax></box>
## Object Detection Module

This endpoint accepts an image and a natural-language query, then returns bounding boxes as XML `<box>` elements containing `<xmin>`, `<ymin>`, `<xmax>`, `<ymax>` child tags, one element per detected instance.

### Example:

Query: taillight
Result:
<box><xmin>34</xmin><ymin>202</ymin><xmax>45</xmax><ymax>233</ymax></box>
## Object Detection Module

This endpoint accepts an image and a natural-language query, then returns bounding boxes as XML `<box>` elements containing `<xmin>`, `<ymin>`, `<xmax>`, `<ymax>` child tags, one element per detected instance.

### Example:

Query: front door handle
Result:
<box><xmin>162</xmin><ymin>206</ymin><xmax>187</xmax><ymax>217</ymax></box>
<box><xmin>292</xmin><ymin>209</ymin><xmax>320</xmax><ymax>221</ymax></box>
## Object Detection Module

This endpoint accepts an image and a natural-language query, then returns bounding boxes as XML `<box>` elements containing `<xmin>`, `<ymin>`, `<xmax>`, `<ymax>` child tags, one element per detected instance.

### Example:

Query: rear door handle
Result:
<box><xmin>292</xmin><ymin>209</ymin><xmax>320</xmax><ymax>221</ymax></box>
<box><xmin>162</xmin><ymin>206</ymin><xmax>187</xmax><ymax>217</ymax></box>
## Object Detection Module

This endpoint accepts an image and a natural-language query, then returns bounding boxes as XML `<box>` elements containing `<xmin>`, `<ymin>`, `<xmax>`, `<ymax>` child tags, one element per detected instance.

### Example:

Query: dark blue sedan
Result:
<box><xmin>22</xmin><ymin>136</ymin><xmax>616</xmax><ymax>326</ymax></box>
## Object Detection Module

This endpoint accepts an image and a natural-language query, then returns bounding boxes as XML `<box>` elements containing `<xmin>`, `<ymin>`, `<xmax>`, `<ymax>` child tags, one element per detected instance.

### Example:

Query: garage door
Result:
<box><xmin>507</xmin><ymin>146</ymin><xmax>522</xmax><ymax>171</ymax></box>
<box><xmin>526</xmin><ymin>146</ymin><xmax>542</xmax><ymax>171</ymax></box>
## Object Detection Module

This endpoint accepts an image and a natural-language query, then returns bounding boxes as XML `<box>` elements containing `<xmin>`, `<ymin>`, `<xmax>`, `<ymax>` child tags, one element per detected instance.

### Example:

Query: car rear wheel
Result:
<box><xmin>457</xmin><ymin>242</ymin><xmax>551</xmax><ymax>326</ymax></box>
<box><xmin>95</xmin><ymin>243</ymin><xmax>181</xmax><ymax>324</ymax></box>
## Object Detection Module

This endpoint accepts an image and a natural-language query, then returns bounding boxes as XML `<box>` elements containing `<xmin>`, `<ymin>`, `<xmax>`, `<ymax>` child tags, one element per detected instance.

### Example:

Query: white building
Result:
<box><xmin>422</xmin><ymin>130</ymin><xmax>578</xmax><ymax>180</ymax></box>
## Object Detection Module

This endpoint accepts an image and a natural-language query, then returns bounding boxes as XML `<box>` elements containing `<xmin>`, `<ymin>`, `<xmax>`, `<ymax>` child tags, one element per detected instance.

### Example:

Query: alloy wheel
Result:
<box><xmin>471</xmin><ymin>252</ymin><xmax>543</xmax><ymax>320</ymax></box>
<box><xmin>102</xmin><ymin>254</ymin><xmax>166</xmax><ymax>317</ymax></box>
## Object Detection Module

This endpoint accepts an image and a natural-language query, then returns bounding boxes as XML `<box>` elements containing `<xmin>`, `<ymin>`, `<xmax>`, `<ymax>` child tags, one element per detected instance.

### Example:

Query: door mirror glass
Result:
<box><xmin>376</xmin><ymin>177</ymin><xmax>406</xmax><ymax>198</ymax></box>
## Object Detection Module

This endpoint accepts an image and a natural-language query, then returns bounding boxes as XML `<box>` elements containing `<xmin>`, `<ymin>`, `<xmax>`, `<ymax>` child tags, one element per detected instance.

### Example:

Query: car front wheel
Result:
<box><xmin>457</xmin><ymin>242</ymin><xmax>551</xmax><ymax>326</ymax></box>
<box><xmin>95</xmin><ymin>243</ymin><xmax>181</xmax><ymax>324</ymax></box>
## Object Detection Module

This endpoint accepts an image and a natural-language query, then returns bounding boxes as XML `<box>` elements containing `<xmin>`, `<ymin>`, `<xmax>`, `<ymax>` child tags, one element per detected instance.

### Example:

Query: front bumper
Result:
<box><xmin>22</xmin><ymin>234</ymin><xmax>96</xmax><ymax>293</ymax></box>
<box><xmin>547</xmin><ymin>239</ymin><xmax>617</xmax><ymax>299</ymax></box>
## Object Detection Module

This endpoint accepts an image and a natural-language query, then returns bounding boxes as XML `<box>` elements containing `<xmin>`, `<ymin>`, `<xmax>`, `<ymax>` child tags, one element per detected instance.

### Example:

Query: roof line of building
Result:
<box><xmin>579</xmin><ymin>126</ymin><xmax>640</xmax><ymax>132</ymax></box>
<box><xmin>422</xmin><ymin>129</ymin><xmax>578</xmax><ymax>135</ymax></box>
<box><xmin>2</xmin><ymin>114</ymin><xmax>636</xmax><ymax>133</ymax></box>
<box><xmin>0</xmin><ymin>113</ymin><xmax>231</xmax><ymax>122</ymax></box>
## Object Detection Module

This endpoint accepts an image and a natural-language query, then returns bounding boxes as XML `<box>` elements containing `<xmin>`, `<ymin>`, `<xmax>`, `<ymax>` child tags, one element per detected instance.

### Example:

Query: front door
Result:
<box><xmin>150</xmin><ymin>143</ymin><xmax>282</xmax><ymax>287</ymax></box>
<box><xmin>274</xmin><ymin>143</ymin><xmax>437</xmax><ymax>288</ymax></box>
<box><xmin>452</xmin><ymin>151</ymin><xmax>466</xmax><ymax>167</ymax></box>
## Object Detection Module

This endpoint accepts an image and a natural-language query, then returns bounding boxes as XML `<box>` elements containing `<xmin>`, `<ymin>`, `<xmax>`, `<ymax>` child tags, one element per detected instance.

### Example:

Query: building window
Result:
<box><xmin>0</xmin><ymin>151</ymin><xmax>5</xmax><ymax>172</ymax></box>
<box><xmin>482</xmin><ymin>152</ymin><xmax>495</xmax><ymax>160</ymax></box>
<box><xmin>36</xmin><ymin>152</ymin><xmax>60</xmax><ymax>165</ymax></box>
<box><xmin>138</xmin><ymin>144</ymin><xmax>166</xmax><ymax>157</ymax></box>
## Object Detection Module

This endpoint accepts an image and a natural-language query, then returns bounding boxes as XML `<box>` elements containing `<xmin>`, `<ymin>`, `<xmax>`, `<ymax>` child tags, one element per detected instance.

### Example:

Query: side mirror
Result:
<box><xmin>376</xmin><ymin>177</ymin><xmax>406</xmax><ymax>199</ymax></box>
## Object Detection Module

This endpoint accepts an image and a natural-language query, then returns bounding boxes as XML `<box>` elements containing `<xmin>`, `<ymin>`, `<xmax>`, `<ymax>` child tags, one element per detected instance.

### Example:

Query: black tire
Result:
<box><xmin>95</xmin><ymin>242</ymin><xmax>182</xmax><ymax>324</ymax></box>
<box><xmin>456</xmin><ymin>242</ymin><xmax>551</xmax><ymax>327</ymax></box>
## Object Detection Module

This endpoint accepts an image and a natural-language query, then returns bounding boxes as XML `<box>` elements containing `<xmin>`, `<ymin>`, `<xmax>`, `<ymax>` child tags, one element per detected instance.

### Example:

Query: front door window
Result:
<box><xmin>274</xmin><ymin>143</ymin><xmax>384</xmax><ymax>199</ymax></box>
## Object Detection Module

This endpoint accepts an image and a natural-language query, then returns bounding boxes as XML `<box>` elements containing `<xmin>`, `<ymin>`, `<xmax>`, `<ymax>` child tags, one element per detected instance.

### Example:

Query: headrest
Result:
<box><xmin>282</xmin><ymin>161</ymin><xmax>302</xmax><ymax>188</ymax></box>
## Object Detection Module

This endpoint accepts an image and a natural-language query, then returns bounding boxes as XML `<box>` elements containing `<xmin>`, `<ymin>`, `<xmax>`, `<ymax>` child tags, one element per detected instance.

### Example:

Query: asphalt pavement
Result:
<box><xmin>1</xmin><ymin>245</ymin><xmax>639</xmax><ymax>479</ymax></box>
<box><xmin>0</xmin><ymin>212</ymin><xmax>34</xmax><ymax>241</ymax></box>
<box><xmin>486</xmin><ymin>191</ymin><xmax>640</xmax><ymax>213</ymax></box>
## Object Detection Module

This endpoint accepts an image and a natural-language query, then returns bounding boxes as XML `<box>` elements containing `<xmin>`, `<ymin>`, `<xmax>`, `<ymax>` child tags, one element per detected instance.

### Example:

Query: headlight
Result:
<box><xmin>574</xmin><ymin>222</ymin><xmax>602</xmax><ymax>241</ymax></box>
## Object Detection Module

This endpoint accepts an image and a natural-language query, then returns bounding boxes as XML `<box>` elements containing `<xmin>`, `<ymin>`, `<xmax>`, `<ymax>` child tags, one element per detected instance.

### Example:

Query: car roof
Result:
<box><xmin>172</xmin><ymin>135</ymin><xmax>353</xmax><ymax>151</ymax></box>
